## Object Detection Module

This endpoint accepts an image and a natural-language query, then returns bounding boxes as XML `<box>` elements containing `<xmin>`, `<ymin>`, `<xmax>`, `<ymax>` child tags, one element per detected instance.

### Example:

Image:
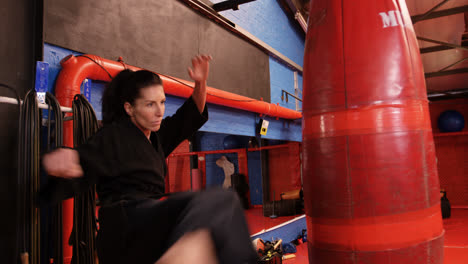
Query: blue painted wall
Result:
<box><xmin>212</xmin><ymin>0</ymin><xmax>304</xmax><ymax>66</ymax></box>
<box><xmin>270</xmin><ymin>58</ymin><xmax>303</xmax><ymax>111</ymax></box>
<box><xmin>213</xmin><ymin>0</ymin><xmax>305</xmax><ymax>112</ymax></box>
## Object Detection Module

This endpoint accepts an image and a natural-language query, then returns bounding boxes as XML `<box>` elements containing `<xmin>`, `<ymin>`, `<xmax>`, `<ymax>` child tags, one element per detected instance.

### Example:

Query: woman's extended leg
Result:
<box><xmin>155</xmin><ymin>229</ymin><xmax>218</xmax><ymax>264</ymax></box>
<box><xmin>168</xmin><ymin>189</ymin><xmax>258</xmax><ymax>264</ymax></box>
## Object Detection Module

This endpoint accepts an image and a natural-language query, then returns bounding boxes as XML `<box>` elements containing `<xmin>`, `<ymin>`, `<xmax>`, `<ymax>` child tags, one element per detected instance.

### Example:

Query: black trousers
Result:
<box><xmin>97</xmin><ymin>188</ymin><xmax>258</xmax><ymax>264</ymax></box>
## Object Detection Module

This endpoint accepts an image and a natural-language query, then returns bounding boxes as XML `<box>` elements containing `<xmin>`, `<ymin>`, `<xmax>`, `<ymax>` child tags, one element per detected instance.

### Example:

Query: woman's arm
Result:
<box><xmin>155</xmin><ymin>55</ymin><xmax>211</xmax><ymax>156</ymax></box>
<box><xmin>187</xmin><ymin>55</ymin><xmax>212</xmax><ymax>113</ymax></box>
<box><xmin>42</xmin><ymin>126</ymin><xmax>113</xmax><ymax>180</ymax></box>
<box><xmin>42</xmin><ymin>148</ymin><xmax>83</xmax><ymax>179</ymax></box>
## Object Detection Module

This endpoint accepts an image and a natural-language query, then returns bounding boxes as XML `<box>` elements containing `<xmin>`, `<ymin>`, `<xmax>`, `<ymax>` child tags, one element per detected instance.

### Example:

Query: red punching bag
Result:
<box><xmin>302</xmin><ymin>0</ymin><xmax>444</xmax><ymax>263</ymax></box>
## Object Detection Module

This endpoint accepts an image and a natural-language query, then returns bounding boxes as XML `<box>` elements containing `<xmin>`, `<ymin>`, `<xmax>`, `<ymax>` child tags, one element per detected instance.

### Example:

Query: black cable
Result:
<box><xmin>45</xmin><ymin>92</ymin><xmax>64</xmax><ymax>264</ymax></box>
<box><xmin>19</xmin><ymin>89</ymin><xmax>41</xmax><ymax>264</ymax></box>
<box><xmin>3</xmin><ymin>85</ymin><xmax>65</xmax><ymax>264</ymax></box>
<box><xmin>0</xmin><ymin>83</ymin><xmax>21</xmax><ymax>108</ymax></box>
<box><xmin>71</xmin><ymin>94</ymin><xmax>98</xmax><ymax>264</ymax></box>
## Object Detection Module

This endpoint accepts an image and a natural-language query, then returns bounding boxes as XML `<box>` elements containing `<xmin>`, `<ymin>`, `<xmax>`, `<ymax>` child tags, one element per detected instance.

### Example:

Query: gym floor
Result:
<box><xmin>443</xmin><ymin>209</ymin><xmax>468</xmax><ymax>264</ymax></box>
<box><xmin>246</xmin><ymin>208</ymin><xmax>468</xmax><ymax>263</ymax></box>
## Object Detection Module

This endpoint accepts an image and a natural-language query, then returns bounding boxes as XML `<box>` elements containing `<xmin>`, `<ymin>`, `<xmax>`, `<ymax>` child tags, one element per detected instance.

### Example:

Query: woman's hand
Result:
<box><xmin>188</xmin><ymin>55</ymin><xmax>212</xmax><ymax>83</ymax></box>
<box><xmin>189</xmin><ymin>55</ymin><xmax>212</xmax><ymax>113</ymax></box>
<box><xmin>42</xmin><ymin>148</ymin><xmax>84</xmax><ymax>179</ymax></box>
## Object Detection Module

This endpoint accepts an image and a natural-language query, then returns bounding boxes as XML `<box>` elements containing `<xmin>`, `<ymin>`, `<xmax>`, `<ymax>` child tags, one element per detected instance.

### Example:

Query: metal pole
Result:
<box><xmin>294</xmin><ymin>72</ymin><xmax>300</xmax><ymax>111</ymax></box>
<box><xmin>0</xmin><ymin>96</ymin><xmax>73</xmax><ymax>113</ymax></box>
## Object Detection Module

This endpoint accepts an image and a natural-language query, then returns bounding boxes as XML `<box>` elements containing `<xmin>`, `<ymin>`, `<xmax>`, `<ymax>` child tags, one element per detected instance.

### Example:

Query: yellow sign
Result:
<box><xmin>260</xmin><ymin>119</ymin><xmax>269</xmax><ymax>135</ymax></box>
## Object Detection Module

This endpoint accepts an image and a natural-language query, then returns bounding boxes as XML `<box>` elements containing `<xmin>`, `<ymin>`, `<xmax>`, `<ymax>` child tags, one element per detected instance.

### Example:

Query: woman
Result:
<box><xmin>42</xmin><ymin>55</ymin><xmax>257</xmax><ymax>264</ymax></box>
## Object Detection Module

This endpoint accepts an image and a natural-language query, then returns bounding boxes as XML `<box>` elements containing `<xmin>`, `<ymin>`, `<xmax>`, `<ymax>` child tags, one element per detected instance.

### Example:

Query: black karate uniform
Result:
<box><xmin>43</xmin><ymin>97</ymin><xmax>257</xmax><ymax>264</ymax></box>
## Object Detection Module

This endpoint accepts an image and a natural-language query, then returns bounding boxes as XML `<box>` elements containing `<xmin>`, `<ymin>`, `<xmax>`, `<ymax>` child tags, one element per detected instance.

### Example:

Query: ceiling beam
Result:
<box><xmin>280</xmin><ymin>0</ymin><xmax>307</xmax><ymax>32</ymax></box>
<box><xmin>412</xmin><ymin>5</ymin><xmax>468</xmax><ymax>23</ymax></box>
<box><xmin>420</xmin><ymin>45</ymin><xmax>454</xmax><ymax>54</ymax></box>
<box><xmin>417</xmin><ymin>36</ymin><xmax>468</xmax><ymax>51</ymax></box>
<box><xmin>438</xmin><ymin>57</ymin><xmax>468</xmax><ymax>72</ymax></box>
<box><xmin>212</xmin><ymin>0</ymin><xmax>257</xmax><ymax>12</ymax></box>
<box><xmin>425</xmin><ymin>68</ymin><xmax>468</xmax><ymax>78</ymax></box>
<box><xmin>411</xmin><ymin>0</ymin><xmax>451</xmax><ymax>24</ymax></box>
<box><xmin>427</xmin><ymin>88</ymin><xmax>468</xmax><ymax>101</ymax></box>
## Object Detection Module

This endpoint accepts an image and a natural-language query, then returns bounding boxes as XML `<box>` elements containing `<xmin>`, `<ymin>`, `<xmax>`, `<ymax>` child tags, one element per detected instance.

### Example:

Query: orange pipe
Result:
<box><xmin>55</xmin><ymin>54</ymin><xmax>302</xmax><ymax>120</ymax></box>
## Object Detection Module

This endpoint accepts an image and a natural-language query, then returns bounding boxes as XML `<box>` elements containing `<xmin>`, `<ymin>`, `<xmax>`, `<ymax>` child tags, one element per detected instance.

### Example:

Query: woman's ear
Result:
<box><xmin>124</xmin><ymin>102</ymin><xmax>133</xmax><ymax>117</ymax></box>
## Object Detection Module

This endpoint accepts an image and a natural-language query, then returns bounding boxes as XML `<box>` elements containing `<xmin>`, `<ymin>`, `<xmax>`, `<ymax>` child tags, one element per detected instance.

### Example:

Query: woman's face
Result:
<box><xmin>125</xmin><ymin>84</ymin><xmax>166</xmax><ymax>135</ymax></box>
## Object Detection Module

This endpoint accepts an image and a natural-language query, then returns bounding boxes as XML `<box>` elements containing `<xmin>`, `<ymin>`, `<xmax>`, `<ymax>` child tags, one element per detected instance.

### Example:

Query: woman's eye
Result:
<box><xmin>147</xmin><ymin>103</ymin><xmax>153</xmax><ymax>107</ymax></box>
<box><xmin>161</xmin><ymin>100</ymin><xmax>166</xmax><ymax>105</ymax></box>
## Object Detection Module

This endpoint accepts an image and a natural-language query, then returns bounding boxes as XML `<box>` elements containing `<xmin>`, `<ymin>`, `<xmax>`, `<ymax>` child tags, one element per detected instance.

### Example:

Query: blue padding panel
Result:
<box><xmin>195</xmin><ymin>132</ymin><xmax>262</xmax><ymax>204</ymax></box>
<box><xmin>166</xmin><ymin>95</ymin><xmax>301</xmax><ymax>141</ymax></box>
<box><xmin>206</xmin><ymin>153</ymin><xmax>239</xmax><ymax>187</ymax></box>
<box><xmin>44</xmin><ymin>43</ymin><xmax>106</xmax><ymax>119</ymax></box>
<box><xmin>195</xmin><ymin>132</ymin><xmax>241</xmax><ymax>188</ymax></box>
<box><xmin>251</xmin><ymin>216</ymin><xmax>307</xmax><ymax>243</ymax></box>
<box><xmin>247</xmin><ymin>151</ymin><xmax>262</xmax><ymax>205</ymax></box>
<box><xmin>44</xmin><ymin>44</ymin><xmax>82</xmax><ymax>94</ymax></box>
<box><xmin>35</xmin><ymin>61</ymin><xmax>49</xmax><ymax>93</ymax></box>
<box><xmin>83</xmin><ymin>79</ymin><xmax>92</xmax><ymax>101</ymax></box>
<box><xmin>82</xmin><ymin>81</ymin><xmax>105</xmax><ymax>120</ymax></box>
<box><xmin>262</xmin><ymin>116</ymin><xmax>302</xmax><ymax>142</ymax></box>
<box><xmin>200</xmin><ymin>103</ymin><xmax>257</xmax><ymax>137</ymax></box>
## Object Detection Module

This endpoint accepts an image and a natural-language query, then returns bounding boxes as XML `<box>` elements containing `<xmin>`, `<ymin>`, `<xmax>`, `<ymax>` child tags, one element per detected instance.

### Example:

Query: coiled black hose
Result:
<box><xmin>71</xmin><ymin>94</ymin><xmax>98</xmax><ymax>264</ymax></box>
<box><xmin>45</xmin><ymin>92</ymin><xmax>64</xmax><ymax>264</ymax></box>
<box><xmin>19</xmin><ymin>89</ymin><xmax>41</xmax><ymax>264</ymax></box>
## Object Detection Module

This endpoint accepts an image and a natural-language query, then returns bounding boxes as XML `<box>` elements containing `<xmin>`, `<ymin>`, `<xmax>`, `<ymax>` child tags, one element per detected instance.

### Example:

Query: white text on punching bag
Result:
<box><xmin>379</xmin><ymin>10</ymin><xmax>404</xmax><ymax>28</ymax></box>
